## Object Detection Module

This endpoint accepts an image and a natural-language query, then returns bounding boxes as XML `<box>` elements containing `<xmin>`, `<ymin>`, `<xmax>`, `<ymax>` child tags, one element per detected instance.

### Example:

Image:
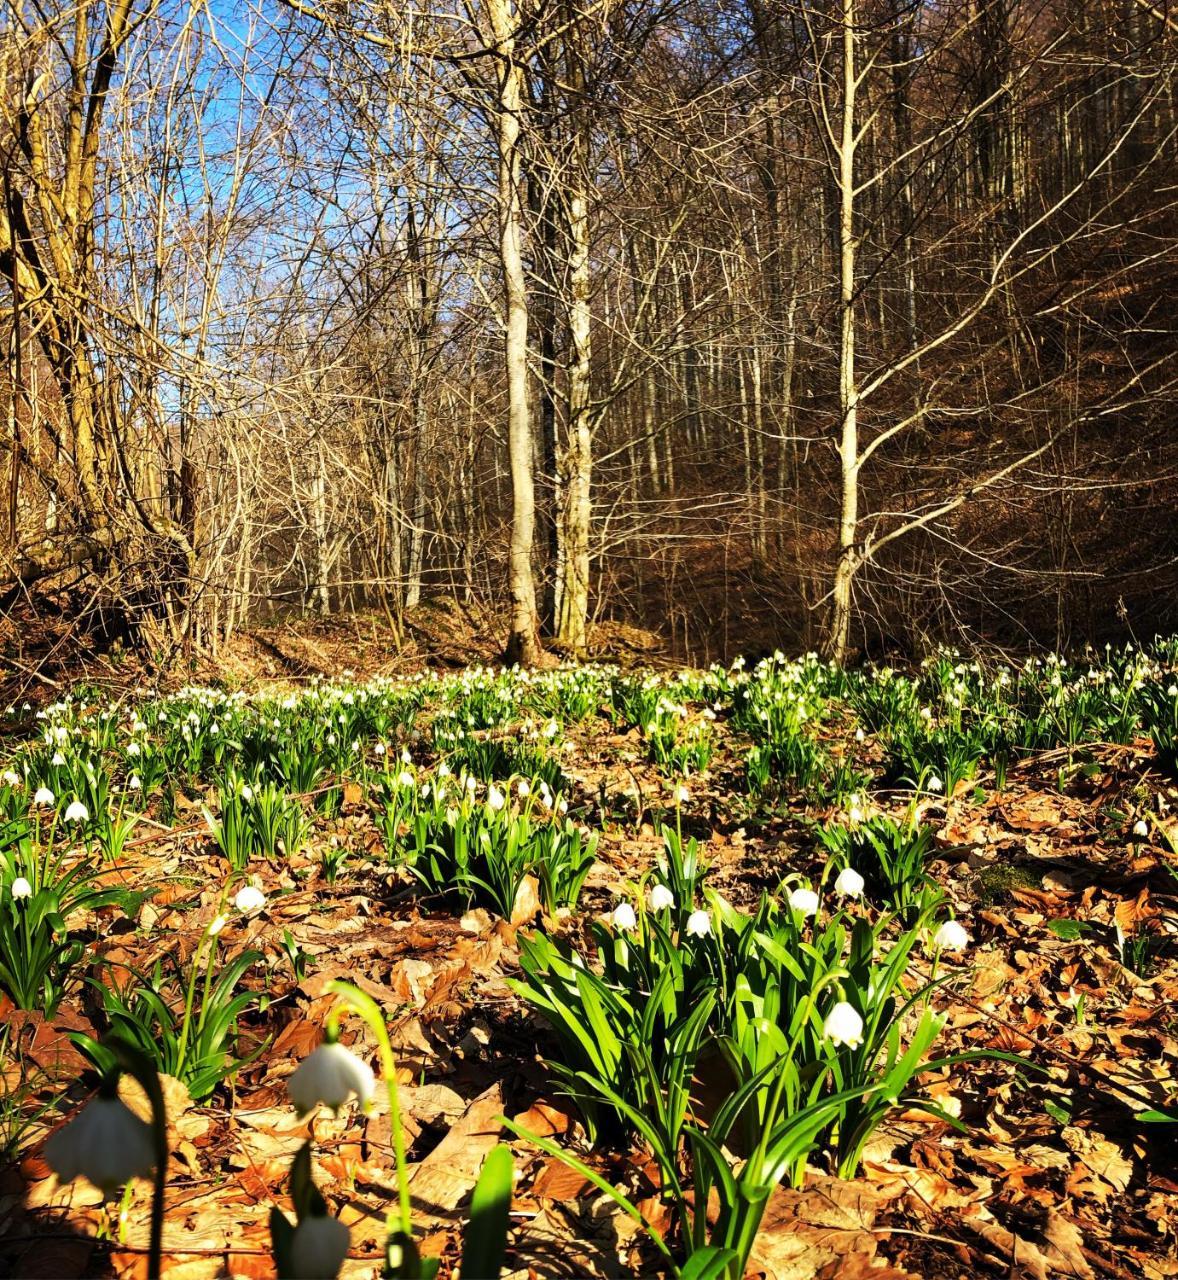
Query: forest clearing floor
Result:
<box><xmin>0</xmin><ymin>656</ymin><xmax>1176</xmax><ymax>1280</ymax></box>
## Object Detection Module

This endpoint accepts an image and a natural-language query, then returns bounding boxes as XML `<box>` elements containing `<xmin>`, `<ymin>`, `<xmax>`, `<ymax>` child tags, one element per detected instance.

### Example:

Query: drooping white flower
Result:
<box><xmin>234</xmin><ymin>885</ymin><xmax>266</xmax><ymax>915</ymax></box>
<box><xmin>823</xmin><ymin>1001</ymin><xmax>864</xmax><ymax>1048</ymax></box>
<box><xmin>241</xmin><ymin>784</ymin><xmax>254</xmax><ymax>802</ymax></box>
<box><xmin>397</xmin><ymin>770</ymin><xmax>415</xmax><ymax>788</ymax></box>
<box><xmin>516</xmin><ymin>779</ymin><xmax>530</xmax><ymax>798</ymax></box>
<box><xmin>3</xmin><ymin>769</ymin><xmax>21</xmax><ymax>787</ymax></box>
<box><xmin>43</xmin><ymin>1095</ymin><xmax>156</xmax><ymax>1196</ymax></box>
<box><xmin>287</xmin><ymin>1040</ymin><xmax>376</xmax><ymax>1116</ymax></box>
<box><xmin>33</xmin><ymin>786</ymin><xmax>55</xmax><ymax>807</ymax></box>
<box><xmin>675</xmin><ymin>784</ymin><xmax>690</xmax><ymax>804</ymax></box>
<box><xmin>932</xmin><ymin>919</ymin><xmax>970</xmax><ymax>951</ymax></box>
<box><xmin>848</xmin><ymin>806</ymin><xmax>864</xmax><ymax>824</ymax></box>
<box><xmin>64</xmin><ymin>800</ymin><xmax>89</xmax><ymax>824</ymax></box>
<box><xmin>11</xmin><ymin>876</ymin><xmax>32</xmax><ymax>900</ymax></box>
<box><xmin>51</xmin><ymin>751</ymin><xmax>66</xmax><ymax>767</ymax></box>
<box><xmin>208</xmin><ymin>913</ymin><xmax>228</xmax><ymax>936</ymax></box>
<box><xmin>611</xmin><ymin>902</ymin><xmax>637</xmax><ymax>931</ymax></box>
<box><xmin>834</xmin><ymin>867</ymin><xmax>865</xmax><ymax>897</ymax></box>
<box><xmin>486</xmin><ymin>784</ymin><xmax>506</xmax><ymax>812</ymax></box>
<box><xmin>685</xmin><ymin>909</ymin><xmax>711</xmax><ymax>938</ymax></box>
<box><xmin>128</xmin><ymin>774</ymin><xmax>142</xmax><ymax>791</ymax></box>
<box><xmin>1132</xmin><ymin>819</ymin><xmax>1149</xmax><ymax>837</ymax></box>
<box><xmin>289</xmin><ymin>1210</ymin><xmax>351</xmax><ymax>1279</ymax></box>
<box><xmin>854</xmin><ymin>727</ymin><xmax>865</xmax><ymax>743</ymax></box>
<box><xmin>373</xmin><ymin>742</ymin><xmax>386</xmax><ymax>756</ymax></box>
<box><xmin>648</xmin><ymin>883</ymin><xmax>675</xmax><ymax>912</ymax></box>
<box><xmin>788</xmin><ymin>887</ymin><xmax>820</xmax><ymax>917</ymax></box>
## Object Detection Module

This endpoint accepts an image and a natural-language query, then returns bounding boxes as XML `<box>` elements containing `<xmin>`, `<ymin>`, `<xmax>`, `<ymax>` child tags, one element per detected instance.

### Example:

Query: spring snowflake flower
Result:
<box><xmin>241</xmin><ymin>784</ymin><xmax>254</xmax><ymax>802</ymax></box>
<box><xmin>64</xmin><ymin>800</ymin><xmax>89</xmax><ymax>823</ymax></box>
<box><xmin>11</xmin><ymin>876</ymin><xmax>32</xmax><ymax>900</ymax></box>
<box><xmin>932</xmin><ymin>920</ymin><xmax>970</xmax><ymax>951</ymax></box>
<box><xmin>51</xmin><ymin>751</ymin><xmax>66</xmax><ymax>766</ymax></box>
<box><xmin>290</xmin><ymin>1211</ymin><xmax>351</xmax><ymax>1279</ymax></box>
<box><xmin>823</xmin><ymin>1001</ymin><xmax>864</xmax><ymax>1049</ymax></box>
<box><xmin>648</xmin><ymin>883</ymin><xmax>675</xmax><ymax>912</ymax></box>
<box><xmin>128</xmin><ymin>775</ymin><xmax>142</xmax><ymax>791</ymax></box>
<box><xmin>208</xmin><ymin>914</ymin><xmax>228</xmax><ymax>936</ymax></box>
<box><xmin>834</xmin><ymin>867</ymin><xmax>865</xmax><ymax>897</ymax></box>
<box><xmin>848</xmin><ymin>805</ymin><xmax>864</xmax><ymax>824</ymax></box>
<box><xmin>927</xmin><ymin>775</ymin><xmax>944</xmax><ymax>793</ymax></box>
<box><xmin>33</xmin><ymin>786</ymin><xmax>55</xmax><ymax>807</ymax></box>
<box><xmin>2</xmin><ymin>769</ymin><xmax>20</xmax><ymax>786</ymax></box>
<box><xmin>854</xmin><ymin>727</ymin><xmax>865</xmax><ymax>742</ymax></box>
<box><xmin>287</xmin><ymin>1039</ymin><xmax>376</xmax><ymax>1116</ymax></box>
<box><xmin>44</xmin><ymin>1094</ymin><xmax>156</xmax><ymax>1197</ymax></box>
<box><xmin>517</xmin><ymin>779</ymin><xmax>530</xmax><ymax>798</ymax></box>
<box><xmin>685</xmin><ymin>909</ymin><xmax>711</xmax><ymax>938</ymax></box>
<box><xmin>611</xmin><ymin>902</ymin><xmax>637</xmax><ymax>931</ymax></box>
<box><xmin>1132</xmin><ymin>819</ymin><xmax>1149</xmax><ymax>837</ymax></box>
<box><xmin>675</xmin><ymin>784</ymin><xmax>690</xmax><ymax>804</ymax></box>
<box><xmin>373</xmin><ymin>742</ymin><xmax>386</xmax><ymax>756</ymax></box>
<box><xmin>234</xmin><ymin>885</ymin><xmax>266</xmax><ymax>915</ymax></box>
<box><xmin>486</xmin><ymin>784</ymin><xmax>506</xmax><ymax>811</ymax></box>
<box><xmin>788</xmin><ymin>887</ymin><xmax>820</xmax><ymax>917</ymax></box>
<box><xmin>397</xmin><ymin>771</ymin><xmax>415</xmax><ymax>788</ymax></box>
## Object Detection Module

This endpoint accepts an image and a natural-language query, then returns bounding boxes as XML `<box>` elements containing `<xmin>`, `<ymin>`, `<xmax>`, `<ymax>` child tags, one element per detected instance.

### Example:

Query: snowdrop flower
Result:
<box><xmin>931</xmin><ymin>920</ymin><xmax>970</xmax><ymax>951</ymax></box>
<box><xmin>834</xmin><ymin>866</ymin><xmax>864</xmax><ymax>897</ymax></box>
<box><xmin>788</xmin><ymin>887</ymin><xmax>820</xmax><ymax>917</ymax></box>
<box><xmin>128</xmin><ymin>774</ymin><xmax>142</xmax><ymax>791</ymax></box>
<box><xmin>33</xmin><ymin>786</ymin><xmax>55</xmax><ymax>807</ymax></box>
<box><xmin>685</xmin><ymin>909</ymin><xmax>711</xmax><ymax>938</ymax></box>
<box><xmin>234</xmin><ymin>884</ymin><xmax>266</xmax><ymax>915</ymax></box>
<box><xmin>823</xmin><ymin>1001</ymin><xmax>864</xmax><ymax>1049</ymax></box>
<box><xmin>927</xmin><ymin>775</ymin><xmax>944</xmax><ymax>794</ymax></box>
<box><xmin>611</xmin><ymin>902</ymin><xmax>637</xmax><ymax>932</ymax></box>
<box><xmin>648</xmin><ymin>883</ymin><xmax>675</xmax><ymax>912</ymax></box>
<box><xmin>11</xmin><ymin>876</ymin><xmax>32</xmax><ymax>900</ymax></box>
<box><xmin>44</xmin><ymin>1093</ymin><xmax>156</xmax><ymax>1196</ymax></box>
<box><xmin>1132</xmin><ymin>819</ymin><xmax>1149</xmax><ymax>837</ymax></box>
<box><xmin>486</xmin><ymin>784</ymin><xmax>505</xmax><ymax>811</ymax></box>
<box><xmin>290</xmin><ymin>1211</ymin><xmax>351</xmax><ymax>1279</ymax></box>
<box><xmin>2</xmin><ymin>769</ymin><xmax>20</xmax><ymax>787</ymax></box>
<box><xmin>288</xmin><ymin>1039</ymin><xmax>376</xmax><ymax>1115</ymax></box>
<box><xmin>64</xmin><ymin>800</ymin><xmax>89</xmax><ymax>823</ymax></box>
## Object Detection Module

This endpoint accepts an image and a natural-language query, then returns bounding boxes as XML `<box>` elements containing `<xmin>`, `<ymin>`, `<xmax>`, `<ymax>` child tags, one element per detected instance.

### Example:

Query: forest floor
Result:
<box><xmin>0</xmin><ymin>642</ymin><xmax>1176</xmax><ymax>1280</ymax></box>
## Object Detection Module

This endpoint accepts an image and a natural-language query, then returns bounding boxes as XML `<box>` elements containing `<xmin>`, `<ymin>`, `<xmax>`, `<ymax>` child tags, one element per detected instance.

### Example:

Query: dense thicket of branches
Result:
<box><xmin>1</xmin><ymin>0</ymin><xmax>1175</xmax><ymax>663</ymax></box>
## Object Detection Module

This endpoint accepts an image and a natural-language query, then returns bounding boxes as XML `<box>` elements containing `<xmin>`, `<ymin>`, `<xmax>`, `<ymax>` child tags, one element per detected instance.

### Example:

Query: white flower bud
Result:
<box><xmin>823</xmin><ymin>1001</ymin><xmax>864</xmax><ymax>1048</ymax></box>
<box><xmin>290</xmin><ymin>1211</ymin><xmax>351</xmax><ymax>1279</ymax></box>
<box><xmin>833</xmin><ymin>867</ymin><xmax>864</xmax><ymax>897</ymax></box>
<box><xmin>648</xmin><ymin>883</ymin><xmax>675</xmax><ymax>912</ymax></box>
<box><xmin>287</xmin><ymin>1040</ymin><xmax>376</xmax><ymax>1116</ymax></box>
<box><xmin>486</xmin><ymin>785</ymin><xmax>505</xmax><ymax>811</ymax></box>
<box><xmin>234</xmin><ymin>885</ymin><xmax>266</xmax><ymax>915</ymax></box>
<box><xmin>788</xmin><ymin>888</ymin><xmax>820</xmax><ymax>917</ymax></box>
<box><xmin>44</xmin><ymin>1095</ymin><xmax>156</xmax><ymax>1196</ymax></box>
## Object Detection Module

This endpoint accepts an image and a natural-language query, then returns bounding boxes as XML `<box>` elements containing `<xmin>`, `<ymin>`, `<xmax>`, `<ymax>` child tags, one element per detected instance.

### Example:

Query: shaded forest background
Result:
<box><xmin>1</xmin><ymin>0</ymin><xmax>1176</xmax><ymax>669</ymax></box>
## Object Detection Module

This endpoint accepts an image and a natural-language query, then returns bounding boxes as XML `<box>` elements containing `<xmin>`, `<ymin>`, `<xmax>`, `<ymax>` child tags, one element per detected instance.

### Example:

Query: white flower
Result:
<box><xmin>44</xmin><ymin>1095</ymin><xmax>156</xmax><ymax>1196</ymax></box>
<box><xmin>241</xmin><ymin>784</ymin><xmax>254</xmax><ymax>802</ymax></box>
<box><xmin>675</xmin><ymin>784</ymin><xmax>690</xmax><ymax>804</ymax></box>
<box><xmin>834</xmin><ymin>867</ymin><xmax>864</xmax><ymax>897</ymax></box>
<box><xmin>854</xmin><ymin>727</ymin><xmax>865</xmax><ymax>742</ymax></box>
<box><xmin>1132</xmin><ymin>819</ymin><xmax>1149</xmax><ymax>837</ymax></box>
<box><xmin>287</xmin><ymin>1040</ymin><xmax>376</xmax><ymax>1115</ymax></box>
<box><xmin>516</xmin><ymin>779</ymin><xmax>530</xmax><ymax>798</ymax></box>
<box><xmin>932</xmin><ymin>920</ymin><xmax>970</xmax><ymax>951</ymax></box>
<box><xmin>289</xmin><ymin>1211</ymin><xmax>351</xmax><ymax>1279</ymax></box>
<box><xmin>64</xmin><ymin>800</ymin><xmax>89</xmax><ymax>823</ymax></box>
<box><xmin>558</xmin><ymin>798</ymin><xmax>568</xmax><ymax>814</ymax></box>
<box><xmin>51</xmin><ymin>751</ymin><xmax>66</xmax><ymax>767</ymax></box>
<box><xmin>486</xmin><ymin>785</ymin><xmax>505</xmax><ymax>811</ymax></box>
<box><xmin>611</xmin><ymin>902</ymin><xmax>637</xmax><ymax>931</ymax></box>
<box><xmin>208</xmin><ymin>914</ymin><xmax>228</xmax><ymax>936</ymax></box>
<box><xmin>648</xmin><ymin>883</ymin><xmax>675</xmax><ymax>912</ymax></box>
<box><xmin>926</xmin><ymin>775</ymin><xmax>944</xmax><ymax>793</ymax></box>
<box><xmin>2</xmin><ymin>769</ymin><xmax>20</xmax><ymax>787</ymax></box>
<box><xmin>848</xmin><ymin>806</ymin><xmax>864</xmax><ymax>824</ymax></box>
<box><xmin>397</xmin><ymin>770</ymin><xmax>415</xmax><ymax>788</ymax></box>
<box><xmin>373</xmin><ymin>742</ymin><xmax>386</xmax><ymax>756</ymax></box>
<box><xmin>11</xmin><ymin>876</ymin><xmax>32</xmax><ymax>900</ymax></box>
<box><xmin>437</xmin><ymin>762</ymin><xmax>451</xmax><ymax>778</ymax></box>
<box><xmin>234</xmin><ymin>885</ymin><xmax>266</xmax><ymax>915</ymax></box>
<box><xmin>33</xmin><ymin>786</ymin><xmax>55</xmax><ymax>807</ymax></box>
<box><xmin>126</xmin><ymin>741</ymin><xmax>141</xmax><ymax>756</ymax></box>
<box><xmin>823</xmin><ymin>1001</ymin><xmax>864</xmax><ymax>1048</ymax></box>
<box><xmin>128</xmin><ymin>774</ymin><xmax>142</xmax><ymax>791</ymax></box>
<box><xmin>685</xmin><ymin>909</ymin><xmax>711</xmax><ymax>937</ymax></box>
<box><xmin>788</xmin><ymin>888</ymin><xmax>820</xmax><ymax>917</ymax></box>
